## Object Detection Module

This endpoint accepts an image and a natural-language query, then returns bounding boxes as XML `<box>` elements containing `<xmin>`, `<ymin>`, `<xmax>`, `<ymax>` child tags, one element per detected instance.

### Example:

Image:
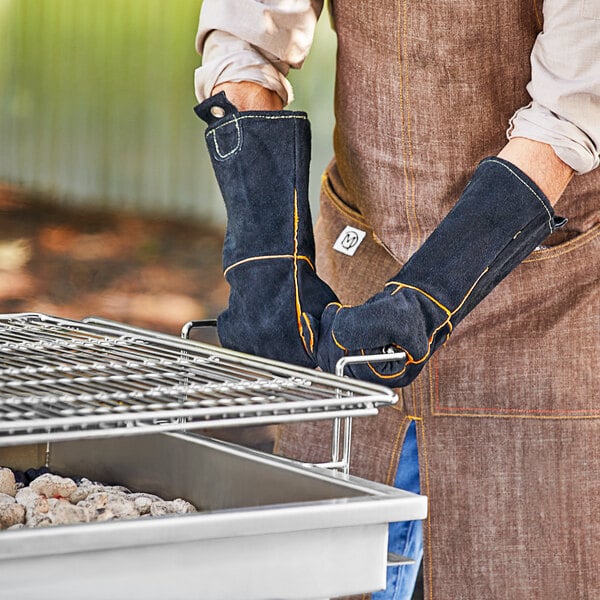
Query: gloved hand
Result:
<box><xmin>195</xmin><ymin>93</ymin><xmax>338</xmax><ymax>367</ymax></box>
<box><xmin>316</xmin><ymin>157</ymin><xmax>566</xmax><ymax>386</ymax></box>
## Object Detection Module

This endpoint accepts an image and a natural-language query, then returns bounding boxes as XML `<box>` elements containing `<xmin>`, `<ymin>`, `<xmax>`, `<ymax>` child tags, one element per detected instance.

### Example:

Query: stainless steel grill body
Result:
<box><xmin>0</xmin><ymin>313</ymin><xmax>427</xmax><ymax>598</ymax></box>
<box><xmin>0</xmin><ymin>432</ymin><xmax>427</xmax><ymax>600</ymax></box>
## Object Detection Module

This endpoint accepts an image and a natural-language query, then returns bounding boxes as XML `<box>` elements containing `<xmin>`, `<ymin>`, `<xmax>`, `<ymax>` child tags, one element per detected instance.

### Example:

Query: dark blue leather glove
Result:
<box><xmin>195</xmin><ymin>93</ymin><xmax>338</xmax><ymax>367</ymax></box>
<box><xmin>316</xmin><ymin>157</ymin><xmax>566</xmax><ymax>386</ymax></box>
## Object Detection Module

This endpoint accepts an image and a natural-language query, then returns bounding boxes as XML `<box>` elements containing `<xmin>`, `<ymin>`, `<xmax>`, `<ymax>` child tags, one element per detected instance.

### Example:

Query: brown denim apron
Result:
<box><xmin>276</xmin><ymin>1</ymin><xmax>600</xmax><ymax>598</ymax></box>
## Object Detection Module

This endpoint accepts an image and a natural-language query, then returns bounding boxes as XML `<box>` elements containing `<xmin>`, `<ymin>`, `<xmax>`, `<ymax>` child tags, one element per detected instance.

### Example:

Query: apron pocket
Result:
<box><xmin>315</xmin><ymin>167</ymin><xmax>402</xmax><ymax>305</ymax></box>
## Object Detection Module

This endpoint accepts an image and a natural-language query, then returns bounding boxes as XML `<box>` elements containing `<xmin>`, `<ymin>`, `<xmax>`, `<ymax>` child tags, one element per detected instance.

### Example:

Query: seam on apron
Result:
<box><xmin>397</xmin><ymin>0</ymin><xmax>419</xmax><ymax>252</ymax></box>
<box><xmin>429</xmin><ymin>356</ymin><xmax>600</xmax><ymax>418</ymax></box>
<box><xmin>417</xmin><ymin>374</ymin><xmax>424</xmax><ymax>425</ymax></box>
<box><xmin>532</xmin><ymin>0</ymin><xmax>542</xmax><ymax>29</ymax></box>
<box><xmin>321</xmin><ymin>171</ymin><xmax>370</xmax><ymax>228</ymax></box>
<box><xmin>385</xmin><ymin>415</ymin><xmax>410</xmax><ymax>486</ymax></box>
<box><xmin>418</xmin><ymin>367</ymin><xmax>434</xmax><ymax>600</ymax></box>
<box><xmin>429</xmin><ymin>357</ymin><xmax>437</xmax><ymax>420</ymax></box>
<box><xmin>321</xmin><ymin>170</ymin><xmax>405</xmax><ymax>264</ymax></box>
<box><xmin>402</xmin><ymin>0</ymin><xmax>420</xmax><ymax>248</ymax></box>
<box><xmin>433</xmin><ymin>411</ymin><xmax>600</xmax><ymax>420</ymax></box>
<box><xmin>272</xmin><ymin>424</ymin><xmax>283</xmax><ymax>455</ymax></box>
<box><xmin>413</xmin><ymin>375</ymin><xmax>419</xmax><ymax>416</ymax></box>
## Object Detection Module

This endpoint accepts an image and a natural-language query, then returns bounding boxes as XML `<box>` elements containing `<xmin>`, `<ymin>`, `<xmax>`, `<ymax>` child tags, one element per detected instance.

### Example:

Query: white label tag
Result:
<box><xmin>333</xmin><ymin>226</ymin><xmax>367</xmax><ymax>256</ymax></box>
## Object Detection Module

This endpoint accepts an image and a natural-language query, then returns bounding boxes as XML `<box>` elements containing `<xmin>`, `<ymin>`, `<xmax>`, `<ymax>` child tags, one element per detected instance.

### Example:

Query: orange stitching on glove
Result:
<box><xmin>362</xmin><ymin>344</ymin><xmax>412</xmax><ymax>379</ymax></box>
<box><xmin>450</xmin><ymin>267</ymin><xmax>489</xmax><ymax>316</ymax></box>
<box><xmin>223</xmin><ymin>254</ymin><xmax>315</xmax><ymax>277</ymax></box>
<box><xmin>386</xmin><ymin>281</ymin><xmax>452</xmax><ymax>317</ymax></box>
<box><xmin>301</xmin><ymin>312</ymin><xmax>315</xmax><ymax>353</ymax></box>
<box><xmin>327</xmin><ymin>304</ymin><xmax>349</xmax><ymax>352</ymax></box>
<box><xmin>365</xmin><ymin>270</ymin><xmax>490</xmax><ymax>379</ymax></box>
<box><xmin>292</xmin><ymin>188</ymin><xmax>311</xmax><ymax>356</ymax></box>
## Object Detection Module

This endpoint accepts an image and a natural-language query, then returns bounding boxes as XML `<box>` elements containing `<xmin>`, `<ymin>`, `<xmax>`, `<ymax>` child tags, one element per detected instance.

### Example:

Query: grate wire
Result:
<box><xmin>0</xmin><ymin>314</ymin><xmax>396</xmax><ymax>446</ymax></box>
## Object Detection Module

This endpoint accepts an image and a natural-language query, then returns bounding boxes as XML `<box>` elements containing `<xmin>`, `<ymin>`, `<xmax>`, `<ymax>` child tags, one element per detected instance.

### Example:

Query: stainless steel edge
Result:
<box><xmin>0</xmin><ymin>432</ymin><xmax>427</xmax><ymax>561</ymax></box>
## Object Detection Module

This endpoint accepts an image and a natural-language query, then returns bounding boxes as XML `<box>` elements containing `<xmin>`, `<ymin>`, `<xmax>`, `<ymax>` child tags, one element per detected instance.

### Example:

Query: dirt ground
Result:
<box><xmin>0</xmin><ymin>184</ymin><xmax>228</xmax><ymax>339</ymax></box>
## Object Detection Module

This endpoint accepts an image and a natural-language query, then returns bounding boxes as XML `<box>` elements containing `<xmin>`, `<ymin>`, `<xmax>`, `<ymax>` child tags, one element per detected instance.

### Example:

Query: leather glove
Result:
<box><xmin>316</xmin><ymin>157</ymin><xmax>566</xmax><ymax>386</ymax></box>
<box><xmin>195</xmin><ymin>93</ymin><xmax>338</xmax><ymax>367</ymax></box>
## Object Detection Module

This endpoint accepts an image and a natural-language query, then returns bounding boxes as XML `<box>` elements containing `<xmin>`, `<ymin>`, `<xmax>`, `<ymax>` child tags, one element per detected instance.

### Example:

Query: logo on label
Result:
<box><xmin>333</xmin><ymin>226</ymin><xmax>367</xmax><ymax>257</ymax></box>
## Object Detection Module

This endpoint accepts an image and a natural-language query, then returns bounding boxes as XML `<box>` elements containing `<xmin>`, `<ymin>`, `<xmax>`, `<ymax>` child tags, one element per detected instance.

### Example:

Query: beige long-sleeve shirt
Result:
<box><xmin>195</xmin><ymin>0</ymin><xmax>600</xmax><ymax>174</ymax></box>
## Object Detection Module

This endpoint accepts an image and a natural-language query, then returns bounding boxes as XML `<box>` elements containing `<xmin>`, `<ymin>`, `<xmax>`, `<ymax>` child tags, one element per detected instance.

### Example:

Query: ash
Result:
<box><xmin>0</xmin><ymin>466</ymin><xmax>197</xmax><ymax>530</ymax></box>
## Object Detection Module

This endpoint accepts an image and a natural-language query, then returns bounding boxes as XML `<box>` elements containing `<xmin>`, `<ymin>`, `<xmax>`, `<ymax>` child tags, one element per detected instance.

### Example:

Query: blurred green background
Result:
<box><xmin>0</xmin><ymin>0</ymin><xmax>336</xmax><ymax>221</ymax></box>
<box><xmin>0</xmin><ymin>1</ymin><xmax>336</xmax><ymax>333</ymax></box>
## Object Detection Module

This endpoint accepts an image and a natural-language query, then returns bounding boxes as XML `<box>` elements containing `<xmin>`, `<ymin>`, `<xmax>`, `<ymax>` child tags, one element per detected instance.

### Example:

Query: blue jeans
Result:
<box><xmin>373</xmin><ymin>421</ymin><xmax>423</xmax><ymax>600</ymax></box>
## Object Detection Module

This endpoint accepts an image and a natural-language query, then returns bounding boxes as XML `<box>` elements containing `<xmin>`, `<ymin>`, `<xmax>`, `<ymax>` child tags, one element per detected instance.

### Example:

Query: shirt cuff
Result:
<box><xmin>196</xmin><ymin>0</ymin><xmax>320</xmax><ymax>69</ymax></box>
<box><xmin>194</xmin><ymin>31</ymin><xmax>294</xmax><ymax>106</ymax></box>
<box><xmin>507</xmin><ymin>102</ymin><xmax>600</xmax><ymax>175</ymax></box>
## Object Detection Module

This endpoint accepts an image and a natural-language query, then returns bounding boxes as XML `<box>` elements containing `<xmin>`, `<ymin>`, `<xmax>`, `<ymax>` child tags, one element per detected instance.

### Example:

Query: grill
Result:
<box><xmin>0</xmin><ymin>313</ymin><xmax>427</xmax><ymax>599</ymax></box>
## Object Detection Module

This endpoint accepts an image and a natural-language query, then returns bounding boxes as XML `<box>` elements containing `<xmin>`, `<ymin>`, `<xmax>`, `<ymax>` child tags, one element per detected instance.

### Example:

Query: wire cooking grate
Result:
<box><xmin>0</xmin><ymin>314</ymin><xmax>397</xmax><ymax>446</ymax></box>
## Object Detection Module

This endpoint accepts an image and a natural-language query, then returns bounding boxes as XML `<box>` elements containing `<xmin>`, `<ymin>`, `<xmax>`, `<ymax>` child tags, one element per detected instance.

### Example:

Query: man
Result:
<box><xmin>194</xmin><ymin>1</ymin><xmax>600</xmax><ymax>598</ymax></box>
